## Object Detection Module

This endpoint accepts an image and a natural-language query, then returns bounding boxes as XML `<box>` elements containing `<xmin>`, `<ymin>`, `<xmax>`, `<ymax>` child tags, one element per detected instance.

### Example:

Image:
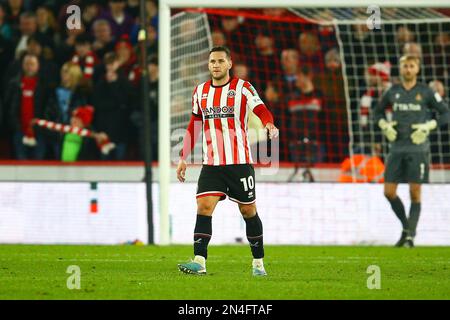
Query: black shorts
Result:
<box><xmin>385</xmin><ymin>152</ymin><xmax>430</xmax><ymax>184</ymax></box>
<box><xmin>196</xmin><ymin>164</ymin><xmax>256</xmax><ymax>204</ymax></box>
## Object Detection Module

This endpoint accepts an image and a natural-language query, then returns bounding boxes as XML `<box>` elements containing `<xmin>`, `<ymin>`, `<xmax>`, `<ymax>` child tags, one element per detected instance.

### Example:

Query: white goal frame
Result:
<box><xmin>158</xmin><ymin>0</ymin><xmax>450</xmax><ymax>244</ymax></box>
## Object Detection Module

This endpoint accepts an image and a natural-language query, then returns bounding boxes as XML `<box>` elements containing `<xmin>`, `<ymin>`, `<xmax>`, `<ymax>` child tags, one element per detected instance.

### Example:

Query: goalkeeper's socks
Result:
<box><xmin>244</xmin><ymin>213</ymin><xmax>264</xmax><ymax>259</ymax></box>
<box><xmin>193</xmin><ymin>215</ymin><xmax>212</xmax><ymax>259</ymax></box>
<box><xmin>388</xmin><ymin>196</ymin><xmax>409</xmax><ymax>231</ymax></box>
<box><xmin>408</xmin><ymin>202</ymin><xmax>421</xmax><ymax>238</ymax></box>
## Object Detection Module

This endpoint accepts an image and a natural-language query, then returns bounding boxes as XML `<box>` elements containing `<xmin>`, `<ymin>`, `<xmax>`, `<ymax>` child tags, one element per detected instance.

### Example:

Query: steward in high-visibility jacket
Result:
<box><xmin>338</xmin><ymin>154</ymin><xmax>385</xmax><ymax>183</ymax></box>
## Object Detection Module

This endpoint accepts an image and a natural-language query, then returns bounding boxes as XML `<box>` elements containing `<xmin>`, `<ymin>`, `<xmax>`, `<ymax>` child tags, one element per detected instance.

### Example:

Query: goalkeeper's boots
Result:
<box><xmin>404</xmin><ymin>236</ymin><xmax>415</xmax><ymax>248</ymax></box>
<box><xmin>178</xmin><ymin>261</ymin><xmax>206</xmax><ymax>275</ymax></box>
<box><xmin>395</xmin><ymin>230</ymin><xmax>410</xmax><ymax>247</ymax></box>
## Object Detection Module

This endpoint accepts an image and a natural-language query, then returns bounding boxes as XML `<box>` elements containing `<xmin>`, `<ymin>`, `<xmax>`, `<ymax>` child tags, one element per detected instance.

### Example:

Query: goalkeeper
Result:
<box><xmin>374</xmin><ymin>55</ymin><xmax>449</xmax><ymax>247</ymax></box>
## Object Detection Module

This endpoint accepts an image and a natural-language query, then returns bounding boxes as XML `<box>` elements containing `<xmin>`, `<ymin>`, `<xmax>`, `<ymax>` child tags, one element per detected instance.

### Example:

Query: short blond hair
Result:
<box><xmin>399</xmin><ymin>54</ymin><xmax>420</xmax><ymax>66</ymax></box>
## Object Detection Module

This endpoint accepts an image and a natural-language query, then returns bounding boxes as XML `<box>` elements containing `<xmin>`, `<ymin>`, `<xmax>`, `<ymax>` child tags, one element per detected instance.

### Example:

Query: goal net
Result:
<box><xmin>169</xmin><ymin>7</ymin><xmax>450</xmax><ymax>182</ymax></box>
<box><xmin>161</xmin><ymin>4</ymin><xmax>450</xmax><ymax>245</ymax></box>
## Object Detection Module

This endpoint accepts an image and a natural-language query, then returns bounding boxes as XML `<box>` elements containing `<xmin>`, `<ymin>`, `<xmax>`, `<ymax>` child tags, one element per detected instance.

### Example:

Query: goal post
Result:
<box><xmin>158</xmin><ymin>1</ymin><xmax>450</xmax><ymax>245</ymax></box>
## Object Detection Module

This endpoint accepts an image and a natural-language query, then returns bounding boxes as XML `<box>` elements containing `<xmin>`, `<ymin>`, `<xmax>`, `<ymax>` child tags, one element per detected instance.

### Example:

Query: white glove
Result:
<box><xmin>411</xmin><ymin>120</ymin><xmax>437</xmax><ymax>145</ymax></box>
<box><xmin>378</xmin><ymin>119</ymin><xmax>398</xmax><ymax>142</ymax></box>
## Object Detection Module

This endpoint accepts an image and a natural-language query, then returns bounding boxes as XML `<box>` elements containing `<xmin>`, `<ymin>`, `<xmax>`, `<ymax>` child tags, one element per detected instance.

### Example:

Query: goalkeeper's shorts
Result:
<box><xmin>196</xmin><ymin>164</ymin><xmax>256</xmax><ymax>204</ymax></box>
<box><xmin>385</xmin><ymin>151</ymin><xmax>430</xmax><ymax>183</ymax></box>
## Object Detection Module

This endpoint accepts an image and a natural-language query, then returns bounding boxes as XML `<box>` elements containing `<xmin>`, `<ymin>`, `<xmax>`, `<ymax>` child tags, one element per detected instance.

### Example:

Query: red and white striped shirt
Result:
<box><xmin>181</xmin><ymin>77</ymin><xmax>273</xmax><ymax>166</ymax></box>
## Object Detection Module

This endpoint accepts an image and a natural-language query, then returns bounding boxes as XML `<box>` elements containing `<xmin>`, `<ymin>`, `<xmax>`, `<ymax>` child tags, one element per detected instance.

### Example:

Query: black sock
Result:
<box><xmin>193</xmin><ymin>215</ymin><xmax>212</xmax><ymax>259</ymax></box>
<box><xmin>387</xmin><ymin>196</ymin><xmax>409</xmax><ymax>231</ymax></box>
<box><xmin>409</xmin><ymin>202</ymin><xmax>421</xmax><ymax>238</ymax></box>
<box><xmin>244</xmin><ymin>213</ymin><xmax>264</xmax><ymax>259</ymax></box>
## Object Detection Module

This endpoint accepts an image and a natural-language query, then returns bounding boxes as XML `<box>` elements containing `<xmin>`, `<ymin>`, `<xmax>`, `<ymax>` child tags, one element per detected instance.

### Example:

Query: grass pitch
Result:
<box><xmin>0</xmin><ymin>245</ymin><xmax>449</xmax><ymax>300</ymax></box>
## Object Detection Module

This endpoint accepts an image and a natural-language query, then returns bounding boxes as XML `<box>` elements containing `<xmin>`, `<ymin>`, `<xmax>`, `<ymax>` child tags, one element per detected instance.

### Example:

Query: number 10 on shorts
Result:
<box><xmin>240</xmin><ymin>176</ymin><xmax>254</xmax><ymax>191</ymax></box>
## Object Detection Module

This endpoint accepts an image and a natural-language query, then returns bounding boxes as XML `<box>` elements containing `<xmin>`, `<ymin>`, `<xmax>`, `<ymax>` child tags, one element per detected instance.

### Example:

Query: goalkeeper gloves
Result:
<box><xmin>410</xmin><ymin>120</ymin><xmax>437</xmax><ymax>145</ymax></box>
<box><xmin>378</xmin><ymin>119</ymin><xmax>398</xmax><ymax>142</ymax></box>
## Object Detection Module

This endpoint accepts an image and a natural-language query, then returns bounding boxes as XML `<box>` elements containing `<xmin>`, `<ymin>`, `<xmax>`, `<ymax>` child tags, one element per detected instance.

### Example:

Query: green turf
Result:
<box><xmin>0</xmin><ymin>245</ymin><xmax>449</xmax><ymax>300</ymax></box>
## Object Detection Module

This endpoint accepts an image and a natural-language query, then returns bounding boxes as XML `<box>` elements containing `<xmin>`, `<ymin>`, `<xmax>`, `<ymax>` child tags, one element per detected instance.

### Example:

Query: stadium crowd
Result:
<box><xmin>0</xmin><ymin>0</ymin><xmax>159</xmax><ymax>161</ymax></box>
<box><xmin>0</xmin><ymin>2</ymin><xmax>449</xmax><ymax>164</ymax></box>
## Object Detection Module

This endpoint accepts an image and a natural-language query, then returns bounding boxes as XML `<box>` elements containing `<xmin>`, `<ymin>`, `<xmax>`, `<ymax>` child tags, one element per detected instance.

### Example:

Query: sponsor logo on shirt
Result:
<box><xmin>203</xmin><ymin>105</ymin><xmax>235</xmax><ymax>119</ymax></box>
<box><xmin>227</xmin><ymin>90</ymin><xmax>236</xmax><ymax>98</ymax></box>
<box><xmin>248</xmin><ymin>84</ymin><xmax>258</xmax><ymax>96</ymax></box>
<box><xmin>393</xmin><ymin>102</ymin><xmax>422</xmax><ymax>111</ymax></box>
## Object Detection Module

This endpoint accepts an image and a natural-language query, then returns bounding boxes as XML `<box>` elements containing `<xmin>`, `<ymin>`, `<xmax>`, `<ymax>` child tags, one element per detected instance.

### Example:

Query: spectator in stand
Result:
<box><xmin>81</xmin><ymin>2</ymin><xmax>101</xmax><ymax>30</ymax></box>
<box><xmin>386</xmin><ymin>25</ymin><xmax>416</xmax><ymax>77</ymax></box>
<box><xmin>4</xmin><ymin>53</ymin><xmax>53</xmax><ymax>159</ymax></box>
<box><xmin>286</xmin><ymin>66</ymin><xmax>325</xmax><ymax>163</ymax></box>
<box><xmin>146</xmin><ymin>23</ymin><xmax>158</xmax><ymax>55</ymax></box>
<box><xmin>402</xmin><ymin>42</ymin><xmax>423</xmax><ymax>59</ymax></box>
<box><xmin>4</xmin><ymin>0</ymin><xmax>24</xmax><ymax>33</ymax></box>
<box><xmin>13</xmin><ymin>11</ymin><xmax>37</xmax><ymax>59</ymax></box>
<box><xmin>211</xmin><ymin>29</ymin><xmax>227</xmax><ymax>47</ymax></box>
<box><xmin>340</xmin><ymin>22</ymin><xmax>378</xmax><ymax>100</ymax></box>
<box><xmin>45</xmin><ymin>62</ymin><xmax>90</xmax><ymax>159</ymax></box>
<box><xmin>72</xmin><ymin>33</ymin><xmax>99</xmax><ymax>80</ymax></box>
<box><xmin>81</xmin><ymin>2</ymin><xmax>101</xmax><ymax>32</ymax></box>
<box><xmin>315</xmin><ymin>48</ymin><xmax>345</xmax><ymax>104</ymax></box>
<box><xmin>51</xmin><ymin>62</ymin><xmax>87</xmax><ymax>124</ymax></box>
<box><xmin>125</xmin><ymin>0</ymin><xmax>139</xmax><ymax>19</ymax></box>
<box><xmin>315</xmin><ymin>48</ymin><xmax>348</xmax><ymax>162</ymax></box>
<box><xmin>427</xmin><ymin>32</ymin><xmax>450</xmax><ymax>88</ymax></box>
<box><xmin>54</xmin><ymin>20</ymin><xmax>86</xmax><ymax>66</ymax></box>
<box><xmin>129</xmin><ymin>0</ymin><xmax>158</xmax><ymax>44</ymax></box>
<box><xmin>92</xmin><ymin>52</ymin><xmax>133</xmax><ymax>160</ymax></box>
<box><xmin>145</xmin><ymin>0</ymin><xmax>158</xmax><ymax>30</ymax></box>
<box><xmin>59</xmin><ymin>105</ymin><xmax>101</xmax><ymax>162</ymax></box>
<box><xmin>251</xmin><ymin>30</ymin><xmax>280</xmax><ymax>92</ymax></box>
<box><xmin>0</xmin><ymin>4</ymin><xmax>13</xmax><ymax>40</ymax></box>
<box><xmin>219</xmin><ymin>15</ymin><xmax>250</xmax><ymax>56</ymax></box>
<box><xmin>396</xmin><ymin>26</ymin><xmax>415</xmax><ymax>48</ymax></box>
<box><xmin>232</xmin><ymin>61</ymin><xmax>250</xmax><ymax>81</ymax></box>
<box><xmin>298</xmin><ymin>31</ymin><xmax>323</xmax><ymax>73</ymax></box>
<box><xmin>277</xmin><ymin>48</ymin><xmax>300</xmax><ymax>95</ymax></box>
<box><xmin>91</xmin><ymin>18</ymin><xmax>116</xmax><ymax>60</ymax></box>
<box><xmin>115</xmin><ymin>34</ymin><xmax>140</xmax><ymax>87</ymax></box>
<box><xmin>263</xmin><ymin>49</ymin><xmax>300</xmax><ymax>161</ymax></box>
<box><xmin>97</xmin><ymin>0</ymin><xmax>136</xmax><ymax>40</ymax></box>
<box><xmin>35</xmin><ymin>4</ymin><xmax>57</xmax><ymax>47</ymax></box>
<box><xmin>3</xmin><ymin>33</ymin><xmax>59</xmax><ymax>91</ymax></box>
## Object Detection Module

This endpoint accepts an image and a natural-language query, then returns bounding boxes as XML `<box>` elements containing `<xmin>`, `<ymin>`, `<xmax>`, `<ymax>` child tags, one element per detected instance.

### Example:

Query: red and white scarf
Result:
<box><xmin>30</xmin><ymin>118</ymin><xmax>115</xmax><ymax>155</ymax></box>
